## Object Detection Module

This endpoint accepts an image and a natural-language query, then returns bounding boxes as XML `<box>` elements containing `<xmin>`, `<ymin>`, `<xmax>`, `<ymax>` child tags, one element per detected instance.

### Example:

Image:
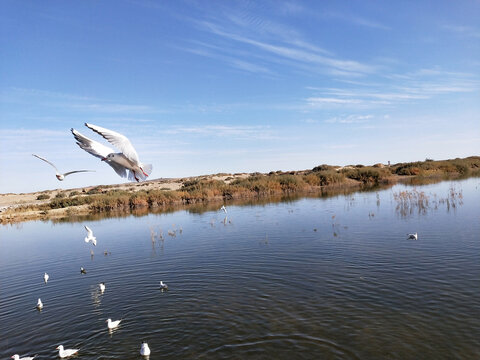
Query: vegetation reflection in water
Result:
<box><xmin>0</xmin><ymin>178</ymin><xmax>479</xmax><ymax>359</ymax></box>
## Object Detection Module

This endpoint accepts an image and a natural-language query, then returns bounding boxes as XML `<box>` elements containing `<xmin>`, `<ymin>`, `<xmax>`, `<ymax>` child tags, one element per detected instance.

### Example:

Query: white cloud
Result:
<box><xmin>443</xmin><ymin>24</ymin><xmax>480</xmax><ymax>38</ymax></box>
<box><xmin>325</xmin><ymin>114</ymin><xmax>373</xmax><ymax>124</ymax></box>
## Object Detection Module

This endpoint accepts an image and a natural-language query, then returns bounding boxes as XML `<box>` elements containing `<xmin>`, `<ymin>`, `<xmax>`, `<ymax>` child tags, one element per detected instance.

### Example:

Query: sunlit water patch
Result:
<box><xmin>1</xmin><ymin>178</ymin><xmax>479</xmax><ymax>359</ymax></box>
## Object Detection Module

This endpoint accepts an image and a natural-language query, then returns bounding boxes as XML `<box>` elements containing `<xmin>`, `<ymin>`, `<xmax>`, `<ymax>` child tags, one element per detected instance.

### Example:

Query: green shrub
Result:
<box><xmin>36</xmin><ymin>194</ymin><xmax>50</xmax><ymax>200</ymax></box>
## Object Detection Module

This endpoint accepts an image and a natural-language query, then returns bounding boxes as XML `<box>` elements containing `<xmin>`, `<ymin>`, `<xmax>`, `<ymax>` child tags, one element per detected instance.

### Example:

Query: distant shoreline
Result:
<box><xmin>1</xmin><ymin>156</ymin><xmax>478</xmax><ymax>225</ymax></box>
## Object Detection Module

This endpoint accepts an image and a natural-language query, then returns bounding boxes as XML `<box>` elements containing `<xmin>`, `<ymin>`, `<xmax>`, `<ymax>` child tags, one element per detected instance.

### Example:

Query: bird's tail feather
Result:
<box><xmin>141</xmin><ymin>163</ymin><xmax>153</xmax><ymax>177</ymax></box>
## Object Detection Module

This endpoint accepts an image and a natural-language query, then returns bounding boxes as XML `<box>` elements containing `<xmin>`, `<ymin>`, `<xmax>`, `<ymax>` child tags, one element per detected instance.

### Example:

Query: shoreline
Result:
<box><xmin>1</xmin><ymin>156</ymin><xmax>479</xmax><ymax>225</ymax></box>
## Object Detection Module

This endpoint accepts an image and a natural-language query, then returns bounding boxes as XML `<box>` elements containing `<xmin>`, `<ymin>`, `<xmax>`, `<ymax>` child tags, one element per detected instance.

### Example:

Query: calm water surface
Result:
<box><xmin>1</xmin><ymin>179</ymin><xmax>479</xmax><ymax>359</ymax></box>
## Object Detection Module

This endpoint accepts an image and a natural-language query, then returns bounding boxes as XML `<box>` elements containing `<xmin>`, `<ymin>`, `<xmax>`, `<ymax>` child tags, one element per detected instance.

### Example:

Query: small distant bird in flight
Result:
<box><xmin>43</xmin><ymin>272</ymin><xmax>49</xmax><ymax>284</ymax></box>
<box><xmin>84</xmin><ymin>225</ymin><xmax>97</xmax><ymax>246</ymax></box>
<box><xmin>71</xmin><ymin>123</ymin><xmax>152</xmax><ymax>182</ymax></box>
<box><xmin>407</xmin><ymin>232</ymin><xmax>418</xmax><ymax>240</ymax></box>
<box><xmin>32</xmin><ymin>154</ymin><xmax>94</xmax><ymax>181</ymax></box>
<box><xmin>221</xmin><ymin>205</ymin><xmax>227</xmax><ymax>213</ymax></box>
<box><xmin>56</xmin><ymin>346</ymin><xmax>79</xmax><ymax>359</ymax></box>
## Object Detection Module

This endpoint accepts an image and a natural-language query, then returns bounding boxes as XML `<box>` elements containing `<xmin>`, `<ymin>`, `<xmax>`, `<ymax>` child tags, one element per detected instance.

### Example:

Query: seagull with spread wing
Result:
<box><xmin>32</xmin><ymin>154</ymin><xmax>95</xmax><ymax>181</ymax></box>
<box><xmin>71</xmin><ymin>123</ymin><xmax>152</xmax><ymax>182</ymax></box>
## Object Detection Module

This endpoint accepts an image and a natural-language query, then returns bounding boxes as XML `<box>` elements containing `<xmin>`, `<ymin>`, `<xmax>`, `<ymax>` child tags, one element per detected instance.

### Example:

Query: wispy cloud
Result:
<box><xmin>67</xmin><ymin>103</ymin><xmax>156</xmax><ymax>114</ymax></box>
<box><xmin>176</xmin><ymin>5</ymin><xmax>376</xmax><ymax>78</ymax></box>
<box><xmin>197</xmin><ymin>20</ymin><xmax>375</xmax><ymax>76</ymax></box>
<box><xmin>443</xmin><ymin>24</ymin><xmax>480</xmax><ymax>38</ymax></box>
<box><xmin>1</xmin><ymin>87</ymin><xmax>162</xmax><ymax>115</ymax></box>
<box><xmin>305</xmin><ymin>68</ymin><xmax>480</xmax><ymax>109</ymax></box>
<box><xmin>325</xmin><ymin>114</ymin><xmax>373</xmax><ymax>124</ymax></box>
<box><xmin>162</xmin><ymin>125</ymin><xmax>278</xmax><ymax>140</ymax></box>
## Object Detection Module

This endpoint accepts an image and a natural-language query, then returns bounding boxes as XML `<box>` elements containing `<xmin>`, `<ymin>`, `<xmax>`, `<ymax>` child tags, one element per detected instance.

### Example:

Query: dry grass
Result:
<box><xmin>1</xmin><ymin>156</ymin><xmax>478</xmax><ymax>224</ymax></box>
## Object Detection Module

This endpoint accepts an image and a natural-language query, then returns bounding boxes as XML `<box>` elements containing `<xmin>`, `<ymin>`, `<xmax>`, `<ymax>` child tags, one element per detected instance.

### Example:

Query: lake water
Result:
<box><xmin>1</xmin><ymin>178</ymin><xmax>479</xmax><ymax>359</ymax></box>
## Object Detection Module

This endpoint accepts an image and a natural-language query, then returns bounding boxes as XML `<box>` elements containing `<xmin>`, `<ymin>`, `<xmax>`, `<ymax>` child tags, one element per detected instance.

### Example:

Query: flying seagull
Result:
<box><xmin>84</xmin><ymin>225</ymin><xmax>97</xmax><ymax>246</ymax></box>
<box><xmin>71</xmin><ymin>123</ymin><xmax>152</xmax><ymax>182</ymax></box>
<box><xmin>220</xmin><ymin>205</ymin><xmax>227</xmax><ymax>213</ymax></box>
<box><xmin>32</xmin><ymin>154</ymin><xmax>94</xmax><ymax>181</ymax></box>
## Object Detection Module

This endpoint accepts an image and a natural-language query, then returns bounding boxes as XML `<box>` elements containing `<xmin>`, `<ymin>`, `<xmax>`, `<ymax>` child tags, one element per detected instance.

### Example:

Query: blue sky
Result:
<box><xmin>1</xmin><ymin>0</ymin><xmax>479</xmax><ymax>193</ymax></box>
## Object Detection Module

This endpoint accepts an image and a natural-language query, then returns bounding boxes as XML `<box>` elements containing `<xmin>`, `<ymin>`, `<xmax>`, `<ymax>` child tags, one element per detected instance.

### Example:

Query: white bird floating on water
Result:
<box><xmin>71</xmin><ymin>123</ymin><xmax>152</xmax><ymax>182</ymax></box>
<box><xmin>99</xmin><ymin>282</ymin><xmax>106</xmax><ymax>293</ymax></box>
<box><xmin>220</xmin><ymin>205</ymin><xmax>227</xmax><ymax>213</ymax></box>
<box><xmin>407</xmin><ymin>232</ymin><xmax>418</xmax><ymax>240</ymax></box>
<box><xmin>32</xmin><ymin>154</ymin><xmax>95</xmax><ymax>181</ymax></box>
<box><xmin>56</xmin><ymin>345</ymin><xmax>79</xmax><ymax>358</ymax></box>
<box><xmin>36</xmin><ymin>298</ymin><xmax>43</xmax><ymax>310</ymax></box>
<box><xmin>140</xmin><ymin>342</ymin><xmax>151</xmax><ymax>356</ymax></box>
<box><xmin>11</xmin><ymin>354</ymin><xmax>37</xmax><ymax>360</ymax></box>
<box><xmin>84</xmin><ymin>225</ymin><xmax>97</xmax><ymax>246</ymax></box>
<box><xmin>43</xmin><ymin>272</ymin><xmax>49</xmax><ymax>284</ymax></box>
<box><xmin>106</xmin><ymin>318</ymin><xmax>121</xmax><ymax>329</ymax></box>
<box><xmin>160</xmin><ymin>281</ymin><xmax>168</xmax><ymax>290</ymax></box>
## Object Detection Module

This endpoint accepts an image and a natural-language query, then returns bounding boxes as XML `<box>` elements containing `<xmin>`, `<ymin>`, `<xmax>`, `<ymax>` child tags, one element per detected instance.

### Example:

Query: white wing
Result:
<box><xmin>84</xmin><ymin>225</ymin><xmax>94</xmax><ymax>237</ymax></box>
<box><xmin>72</xmin><ymin>128</ymin><xmax>128</xmax><ymax>176</ymax></box>
<box><xmin>33</xmin><ymin>154</ymin><xmax>59</xmax><ymax>174</ymax></box>
<box><xmin>85</xmin><ymin>123</ymin><xmax>140</xmax><ymax>164</ymax></box>
<box><xmin>63</xmin><ymin>170</ymin><xmax>96</xmax><ymax>177</ymax></box>
<box><xmin>71</xmin><ymin>128</ymin><xmax>114</xmax><ymax>159</ymax></box>
<box><xmin>109</xmin><ymin>162</ymin><xmax>128</xmax><ymax>178</ymax></box>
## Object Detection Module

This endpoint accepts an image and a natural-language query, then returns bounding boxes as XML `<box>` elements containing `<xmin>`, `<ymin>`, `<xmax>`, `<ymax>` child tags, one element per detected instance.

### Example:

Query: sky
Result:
<box><xmin>1</xmin><ymin>0</ymin><xmax>479</xmax><ymax>193</ymax></box>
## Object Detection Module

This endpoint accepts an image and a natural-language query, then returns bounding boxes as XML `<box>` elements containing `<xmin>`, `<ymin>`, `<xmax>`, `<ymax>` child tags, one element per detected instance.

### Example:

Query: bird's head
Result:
<box><xmin>56</xmin><ymin>174</ymin><xmax>65</xmax><ymax>181</ymax></box>
<box><xmin>102</xmin><ymin>153</ymin><xmax>115</xmax><ymax>161</ymax></box>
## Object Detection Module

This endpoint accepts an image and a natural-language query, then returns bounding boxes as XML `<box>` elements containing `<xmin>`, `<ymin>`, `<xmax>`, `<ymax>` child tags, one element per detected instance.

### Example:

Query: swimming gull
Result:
<box><xmin>56</xmin><ymin>345</ymin><xmax>79</xmax><ymax>358</ymax></box>
<box><xmin>36</xmin><ymin>298</ymin><xmax>43</xmax><ymax>310</ymax></box>
<box><xmin>160</xmin><ymin>281</ymin><xmax>168</xmax><ymax>290</ymax></box>
<box><xmin>11</xmin><ymin>354</ymin><xmax>37</xmax><ymax>360</ymax></box>
<box><xmin>71</xmin><ymin>123</ymin><xmax>152</xmax><ymax>182</ymax></box>
<box><xmin>106</xmin><ymin>318</ymin><xmax>122</xmax><ymax>329</ymax></box>
<box><xmin>407</xmin><ymin>232</ymin><xmax>418</xmax><ymax>240</ymax></box>
<box><xmin>99</xmin><ymin>282</ymin><xmax>106</xmax><ymax>293</ymax></box>
<box><xmin>32</xmin><ymin>154</ymin><xmax>94</xmax><ymax>181</ymax></box>
<box><xmin>80</xmin><ymin>267</ymin><xmax>87</xmax><ymax>274</ymax></box>
<box><xmin>43</xmin><ymin>272</ymin><xmax>49</xmax><ymax>284</ymax></box>
<box><xmin>140</xmin><ymin>341</ymin><xmax>151</xmax><ymax>356</ymax></box>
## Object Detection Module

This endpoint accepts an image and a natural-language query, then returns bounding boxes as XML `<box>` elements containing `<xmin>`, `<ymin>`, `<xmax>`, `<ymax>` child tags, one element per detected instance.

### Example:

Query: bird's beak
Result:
<box><xmin>56</xmin><ymin>346</ymin><xmax>59</xmax><ymax>350</ymax></box>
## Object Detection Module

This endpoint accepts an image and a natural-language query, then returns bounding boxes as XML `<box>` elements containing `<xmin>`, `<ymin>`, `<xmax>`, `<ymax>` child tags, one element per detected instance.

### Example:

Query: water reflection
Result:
<box><xmin>393</xmin><ymin>185</ymin><xmax>464</xmax><ymax>218</ymax></box>
<box><xmin>1</xmin><ymin>179</ymin><xmax>478</xmax><ymax>359</ymax></box>
<box><xmin>49</xmin><ymin>183</ymin><xmax>391</xmax><ymax>225</ymax></box>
